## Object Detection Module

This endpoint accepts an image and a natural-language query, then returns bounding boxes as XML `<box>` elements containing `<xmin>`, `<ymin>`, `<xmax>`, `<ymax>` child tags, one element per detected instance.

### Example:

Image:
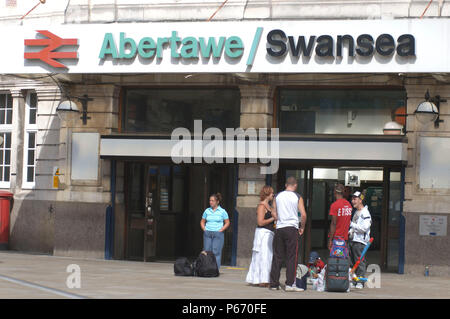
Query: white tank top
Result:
<box><xmin>275</xmin><ymin>191</ymin><xmax>300</xmax><ymax>229</ymax></box>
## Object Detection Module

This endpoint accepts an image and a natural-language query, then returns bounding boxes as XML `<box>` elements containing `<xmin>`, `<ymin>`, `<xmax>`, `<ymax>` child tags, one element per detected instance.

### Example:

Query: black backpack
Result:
<box><xmin>174</xmin><ymin>257</ymin><xmax>194</xmax><ymax>276</ymax></box>
<box><xmin>194</xmin><ymin>251</ymin><xmax>219</xmax><ymax>277</ymax></box>
<box><xmin>325</xmin><ymin>257</ymin><xmax>350</xmax><ymax>292</ymax></box>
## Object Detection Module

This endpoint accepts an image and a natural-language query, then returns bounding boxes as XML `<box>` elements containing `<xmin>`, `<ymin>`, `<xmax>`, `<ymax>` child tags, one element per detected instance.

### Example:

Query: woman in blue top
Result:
<box><xmin>200</xmin><ymin>193</ymin><xmax>230</xmax><ymax>269</ymax></box>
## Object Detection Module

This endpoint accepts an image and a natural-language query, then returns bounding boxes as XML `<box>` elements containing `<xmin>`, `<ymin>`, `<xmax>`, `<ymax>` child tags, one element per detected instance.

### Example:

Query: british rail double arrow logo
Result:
<box><xmin>24</xmin><ymin>30</ymin><xmax>79</xmax><ymax>69</ymax></box>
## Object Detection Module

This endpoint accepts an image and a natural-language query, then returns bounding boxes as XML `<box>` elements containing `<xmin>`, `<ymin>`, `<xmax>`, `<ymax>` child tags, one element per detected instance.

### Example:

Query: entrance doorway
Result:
<box><xmin>278</xmin><ymin>165</ymin><xmax>403</xmax><ymax>272</ymax></box>
<box><xmin>124</xmin><ymin>162</ymin><xmax>237</xmax><ymax>264</ymax></box>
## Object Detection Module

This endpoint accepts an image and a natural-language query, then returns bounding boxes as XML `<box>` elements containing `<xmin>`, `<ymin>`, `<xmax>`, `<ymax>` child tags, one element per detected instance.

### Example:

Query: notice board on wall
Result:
<box><xmin>71</xmin><ymin>132</ymin><xmax>100</xmax><ymax>180</ymax></box>
<box><xmin>419</xmin><ymin>136</ymin><xmax>450</xmax><ymax>189</ymax></box>
<box><xmin>419</xmin><ymin>215</ymin><xmax>447</xmax><ymax>236</ymax></box>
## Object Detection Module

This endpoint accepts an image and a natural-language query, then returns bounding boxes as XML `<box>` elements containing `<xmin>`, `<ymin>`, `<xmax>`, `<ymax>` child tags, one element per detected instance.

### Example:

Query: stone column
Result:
<box><xmin>9</xmin><ymin>89</ymin><xmax>25</xmax><ymax>192</ymax></box>
<box><xmin>34</xmin><ymin>86</ymin><xmax>63</xmax><ymax>195</ymax></box>
<box><xmin>236</xmin><ymin>84</ymin><xmax>275</xmax><ymax>267</ymax></box>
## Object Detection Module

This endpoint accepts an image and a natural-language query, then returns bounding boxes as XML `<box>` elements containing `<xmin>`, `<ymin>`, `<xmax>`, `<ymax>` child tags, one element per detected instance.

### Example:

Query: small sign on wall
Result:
<box><xmin>248</xmin><ymin>181</ymin><xmax>256</xmax><ymax>195</ymax></box>
<box><xmin>53</xmin><ymin>167</ymin><xmax>60</xmax><ymax>189</ymax></box>
<box><xmin>419</xmin><ymin>215</ymin><xmax>447</xmax><ymax>236</ymax></box>
<box><xmin>345</xmin><ymin>170</ymin><xmax>360</xmax><ymax>187</ymax></box>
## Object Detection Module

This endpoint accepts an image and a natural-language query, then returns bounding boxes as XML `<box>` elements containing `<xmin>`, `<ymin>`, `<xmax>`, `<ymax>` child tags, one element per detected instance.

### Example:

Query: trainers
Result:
<box><xmin>350</xmin><ymin>282</ymin><xmax>357</xmax><ymax>289</ymax></box>
<box><xmin>285</xmin><ymin>285</ymin><xmax>304</xmax><ymax>292</ymax></box>
<box><xmin>355</xmin><ymin>283</ymin><xmax>364</xmax><ymax>289</ymax></box>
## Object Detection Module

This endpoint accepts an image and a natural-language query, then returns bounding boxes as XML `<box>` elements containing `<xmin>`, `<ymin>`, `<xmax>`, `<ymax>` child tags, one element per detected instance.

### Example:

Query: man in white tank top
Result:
<box><xmin>269</xmin><ymin>176</ymin><xmax>307</xmax><ymax>292</ymax></box>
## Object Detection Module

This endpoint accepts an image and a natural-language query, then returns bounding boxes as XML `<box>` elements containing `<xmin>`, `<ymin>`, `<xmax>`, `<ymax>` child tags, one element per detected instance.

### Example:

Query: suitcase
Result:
<box><xmin>194</xmin><ymin>251</ymin><xmax>219</xmax><ymax>277</ymax></box>
<box><xmin>326</xmin><ymin>257</ymin><xmax>349</xmax><ymax>292</ymax></box>
<box><xmin>174</xmin><ymin>257</ymin><xmax>194</xmax><ymax>276</ymax></box>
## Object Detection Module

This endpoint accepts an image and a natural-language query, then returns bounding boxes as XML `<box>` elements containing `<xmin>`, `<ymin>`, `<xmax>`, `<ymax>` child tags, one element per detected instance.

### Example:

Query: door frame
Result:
<box><xmin>278</xmin><ymin>162</ymin><xmax>405</xmax><ymax>271</ymax></box>
<box><xmin>123</xmin><ymin>161</ymin><xmax>237</xmax><ymax>263</ymax></box>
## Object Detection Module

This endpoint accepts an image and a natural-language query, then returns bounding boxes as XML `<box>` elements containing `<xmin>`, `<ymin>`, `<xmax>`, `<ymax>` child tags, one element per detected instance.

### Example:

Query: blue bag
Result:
<box><xmin>330</xmin><ymin>236</ymin><xmax>348</xmax><ymax>259</ymax></box>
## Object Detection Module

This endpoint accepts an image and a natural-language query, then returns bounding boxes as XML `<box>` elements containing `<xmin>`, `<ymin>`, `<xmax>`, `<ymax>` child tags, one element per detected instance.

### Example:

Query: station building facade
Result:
<box><xmin>0</xmin><ymin>1</ymin><xmax>450</xmax><ymax>276</ymax></box>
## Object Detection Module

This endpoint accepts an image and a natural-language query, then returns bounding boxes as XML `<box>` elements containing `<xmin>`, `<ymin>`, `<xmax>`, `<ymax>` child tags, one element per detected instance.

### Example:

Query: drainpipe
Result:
<box><xmin>105</xmin><ymin>159</ymin><xmax>116</xmax><ymax>260</ymax></box>
<box><xmin>398</xmin><ymin>166</ymin><xmax>406</xmax><ymax>274</ymax></box>
<box><xmin>231</xmin><ymin>165</ymin><xmax>239</xmax><ymax>266</ymax></box>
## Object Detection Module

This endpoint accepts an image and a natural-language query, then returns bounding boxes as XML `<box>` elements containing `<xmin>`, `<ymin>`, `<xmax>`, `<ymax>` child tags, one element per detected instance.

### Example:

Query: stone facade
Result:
<box><xmin>0</xmin><ymin>1</ymin><xmax>449</xmax><ymax>276</ymax></box>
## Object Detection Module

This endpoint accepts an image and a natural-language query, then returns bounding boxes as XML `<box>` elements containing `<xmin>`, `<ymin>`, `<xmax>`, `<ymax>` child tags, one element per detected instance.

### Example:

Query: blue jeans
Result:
<box><xmin>203</xmin><ymin>230</ymin><xmax>224</xmax><ymax>269</ymax></box>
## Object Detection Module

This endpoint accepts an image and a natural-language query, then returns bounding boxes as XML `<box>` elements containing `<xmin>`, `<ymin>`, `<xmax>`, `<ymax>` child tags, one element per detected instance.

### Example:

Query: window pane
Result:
<box><xmin>29</xmin><ymin>109</ymin><xmax>37</xmax><ymax>125</ymax></box>
<box><xmin>5</xmin><ymin>150</ymin><xmax>10</xmax><ymax>165</ymax></box>
<box><xmin>0</xmin><ymin>150</ymin><xmax>3</xmax><ymax>165</ymax></box>
<box><xmin>7</xmin><ymin>94</ymin><xmax>12</xmax><ymax>109</ymax></box>
<box><xmin>6</xmin><ymin>110</ymin><xmax>12</xmax><ymax>125</ymax></box>
<box><xmin>0</xmin><ymin>95</ymin><xmax>4</xmax><ymax>109</ymax></box>
<box><xmin>0</xmin><ymin>167</ymin><xmax>3</xmax><ymax>181</ymax></box>
<box><xmin>27</xmin><ymin>167</ymin><xmax>34</xmax><ymax>182</ymax></box>
<box><xmin>0</xmin><ymin>110</ymin><xmax>5</xmax><ymax>125</ymax></box>
<box><xmin>124</xmin><ymin>89</ymin><xmax>240</xmax><ymax>133</ymax></box>
<box><xmin>30</xmin><ymin>93</ymin><xmax>37</xmax><ymax>108</ymax></box>
<box><xmin>4</xmin><ymin>166</ymin><xmax>9</xmax><ymax>182</ymax></box>
<box><xmin>279</xmin><ymin>89</ymin><xmax>406</xmax><ymax>135</ymax></box>
<box><xmin>5</xmin><ymin>133</ymin><xmax>11</xmax><ymax>148</ymax></box>
<box><xmin>28</xmin><ymin>150</ymin><xmax>35</xmax><ymax>165</ymax></box>
<box><xmin>28</xmin><ymin>132</ymin><xmax>36</xmax><ymax>149</ymax></box>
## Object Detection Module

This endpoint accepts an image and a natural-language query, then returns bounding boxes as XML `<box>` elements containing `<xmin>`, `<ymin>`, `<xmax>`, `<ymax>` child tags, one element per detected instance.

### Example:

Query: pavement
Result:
<box><xmin>0</xmin><ymin>251</ymin><xmax>449</xmax><ymax>299</ymax></box>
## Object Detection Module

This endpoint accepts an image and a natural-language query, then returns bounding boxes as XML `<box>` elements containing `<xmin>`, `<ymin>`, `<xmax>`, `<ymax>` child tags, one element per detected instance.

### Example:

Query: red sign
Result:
<box><xmin>24</xmin><ymin>30</ymin><xmax>78</xmax><ymax>69</ymax></box>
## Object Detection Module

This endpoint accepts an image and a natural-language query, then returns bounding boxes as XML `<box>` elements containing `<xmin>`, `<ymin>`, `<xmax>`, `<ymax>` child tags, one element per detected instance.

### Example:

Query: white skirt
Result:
<box><xmin>245</xmin><ymin>227</ymin><xmax>274</xmax><ymax>285</ymax></box>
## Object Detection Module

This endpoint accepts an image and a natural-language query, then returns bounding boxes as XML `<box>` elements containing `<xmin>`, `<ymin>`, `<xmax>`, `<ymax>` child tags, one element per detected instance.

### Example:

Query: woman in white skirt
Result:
<box><xmin>246</xmin><ymin>186</ymin><xmax>276</xmax><ymax>287</ymax></box>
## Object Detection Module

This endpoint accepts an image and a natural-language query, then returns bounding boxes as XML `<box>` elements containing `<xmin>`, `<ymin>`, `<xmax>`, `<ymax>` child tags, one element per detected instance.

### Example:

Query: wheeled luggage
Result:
<box><xmin>325</xmin><ymin>257</ymin><xmax>349</xmax><ymax>292</ymax></box>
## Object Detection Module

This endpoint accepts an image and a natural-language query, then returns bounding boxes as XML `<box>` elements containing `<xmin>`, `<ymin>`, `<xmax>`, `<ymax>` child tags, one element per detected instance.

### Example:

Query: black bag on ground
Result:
<box><xmin>174</xmin><ymin>257</ymin><xmax>194</xmax><ymax>276</ymax></box>
<box><xmin>325</xmin><ymin>257</ymin><xmax>349</xmax><ymax>292</ymax></box>
<box><xmin>194</xmin><ymin>251</ymin><xmax>219</xmax><ymax>277</ymax></box>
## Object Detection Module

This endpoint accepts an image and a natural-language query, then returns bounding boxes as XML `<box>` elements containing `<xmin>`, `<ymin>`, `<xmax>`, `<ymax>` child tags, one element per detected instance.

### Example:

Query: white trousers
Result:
<box><xmin>245</xmin><ymin>228</ymin><xmax>274</xmax><ymax>284</ymax></box>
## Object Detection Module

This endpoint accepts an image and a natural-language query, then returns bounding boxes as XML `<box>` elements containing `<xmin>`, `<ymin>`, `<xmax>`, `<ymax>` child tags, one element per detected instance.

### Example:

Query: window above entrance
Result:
<box><xmin>123</xmin><ymin>88</ymin><xmax>240</xmax><ymax>134</ymax></box>
<box><xmin>278</xmin><ymin>89</ymin><xmax>406</xmax><ymax>135</ymax></box>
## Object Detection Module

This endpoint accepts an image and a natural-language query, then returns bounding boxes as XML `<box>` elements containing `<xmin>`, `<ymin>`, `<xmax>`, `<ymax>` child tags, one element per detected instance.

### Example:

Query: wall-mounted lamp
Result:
<box><xmin>56</xmin><ymin>94</ymin><xmax>92</xmax><ymax>125</ymax></box>
<box><xmin>414</xmin><ymin>90</ymin><xmax>446</xmax><ymax>128</ymax></box>
<box><xmin>383</xmin><ymin>121</ymin><xmax>403</xmax><ymax>135</ymax></box>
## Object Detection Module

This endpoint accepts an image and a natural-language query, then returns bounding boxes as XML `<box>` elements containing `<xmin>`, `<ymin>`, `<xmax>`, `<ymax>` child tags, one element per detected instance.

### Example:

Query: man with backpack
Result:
<box><xmin>269</xmin><ymin>176</ymin><xmax>307</xmax><ymax>292</ymax></box>
<box><xmin>328</xmin><ymin>184</ymin><xmax>353</xmax><ymax>251</ymax></box>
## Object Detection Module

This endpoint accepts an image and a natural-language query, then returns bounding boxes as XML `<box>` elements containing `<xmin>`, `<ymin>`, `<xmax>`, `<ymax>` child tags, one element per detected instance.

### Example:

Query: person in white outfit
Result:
<box><xmin>348</xmin><ymin>191</ymin><xmax>372</xmax><ymax>289</ymax></box>
<box><xmin>246</xmin><ymin>186</ymin><xmax>276</xmax><ymax>287</ymax></box>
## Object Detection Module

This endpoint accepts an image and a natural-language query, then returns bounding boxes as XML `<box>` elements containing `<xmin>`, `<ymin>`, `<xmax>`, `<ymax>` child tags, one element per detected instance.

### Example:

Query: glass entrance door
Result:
<box><xmin>125</xmin><ymin>162</ymin><xmax>236</xmax><ymax>264</ymax></box>
<box><xmin>125</xmin><ymin>163</ymin><xmax>187</xmax><ymax>261</ymax></box>
<box><xmin>278</xmin><ymin>164</ymin><xmax>404</xmax><ymax>272</ymax></box>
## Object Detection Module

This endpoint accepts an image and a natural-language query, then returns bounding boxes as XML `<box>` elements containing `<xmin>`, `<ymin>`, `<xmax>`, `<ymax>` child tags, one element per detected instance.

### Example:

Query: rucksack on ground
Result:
<box><xmin>194</xmin><ymin>251</ymin><xmax>219</xmax><ymax>277</ymax></box>
<box><xmin>325</xmin><ymin>256</ymin><xmax>350</xmax><ymax>292</ymax></box>
<box><xmin>174</xmin><ymin>257</ymin><xmax>194</xmax><ymax>276</ymax></box>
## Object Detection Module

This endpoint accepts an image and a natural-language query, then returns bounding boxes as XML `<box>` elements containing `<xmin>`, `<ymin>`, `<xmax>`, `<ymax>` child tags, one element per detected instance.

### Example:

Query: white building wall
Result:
<box><xmin>1</xmin><ymin>1</ymin><xmax>450</xmax><ymax>26</ymax></box>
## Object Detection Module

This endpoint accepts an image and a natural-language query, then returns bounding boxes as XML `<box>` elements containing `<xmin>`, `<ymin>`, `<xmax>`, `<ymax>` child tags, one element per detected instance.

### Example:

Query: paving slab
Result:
<box><xmin>0</xmin><ymin>251</ymin><xmax>449</xmax><ymax>299</ymax></box>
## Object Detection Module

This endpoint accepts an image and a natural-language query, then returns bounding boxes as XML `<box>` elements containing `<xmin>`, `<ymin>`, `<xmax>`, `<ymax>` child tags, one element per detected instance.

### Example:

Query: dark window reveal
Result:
<box><xmin>279</xmin><ymin>89</ymin><xmax>406</xmax><ymax>135</ymax></box>
<box><xmin>124</xmin><ymin>88</ymin><xmax>240</xmax><ymax>133</ymax></box>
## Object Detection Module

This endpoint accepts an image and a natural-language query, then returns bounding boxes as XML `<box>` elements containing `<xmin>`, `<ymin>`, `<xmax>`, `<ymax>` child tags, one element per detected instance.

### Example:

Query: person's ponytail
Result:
<box><xmin>211</xmin><ymin>193</ymin><xmax>222</xmax><ymax>204</ymax></box>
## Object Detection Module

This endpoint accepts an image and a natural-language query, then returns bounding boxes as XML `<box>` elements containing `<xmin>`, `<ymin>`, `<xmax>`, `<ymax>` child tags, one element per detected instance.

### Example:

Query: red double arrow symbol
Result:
<box><xmin>24</xmin><ymin>30</ymin><xmax>78</xmax><ymax>69</ymax></box>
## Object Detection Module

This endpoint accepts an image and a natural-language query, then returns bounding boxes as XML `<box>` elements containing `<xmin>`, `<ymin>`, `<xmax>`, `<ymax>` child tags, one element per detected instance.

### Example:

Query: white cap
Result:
<box><xmin>352</xmin><ymin>191</ymin><xmax>364</xmax><ymax>200</ymax></box>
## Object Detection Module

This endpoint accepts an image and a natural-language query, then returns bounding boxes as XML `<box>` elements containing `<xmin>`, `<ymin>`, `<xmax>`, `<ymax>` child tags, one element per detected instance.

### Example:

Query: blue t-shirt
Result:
<box><xmin>202</xmin><ymin>206</ymin><xmax>229</xmax><ymax>232</ymax></box>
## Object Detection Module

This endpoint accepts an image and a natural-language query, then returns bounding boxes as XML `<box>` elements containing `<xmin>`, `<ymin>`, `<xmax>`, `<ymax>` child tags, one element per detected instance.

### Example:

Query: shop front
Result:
<box><xmin>99</xmin><ymin>83</ymin><xmax>408</xmax><ymax>272</ymax></box>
